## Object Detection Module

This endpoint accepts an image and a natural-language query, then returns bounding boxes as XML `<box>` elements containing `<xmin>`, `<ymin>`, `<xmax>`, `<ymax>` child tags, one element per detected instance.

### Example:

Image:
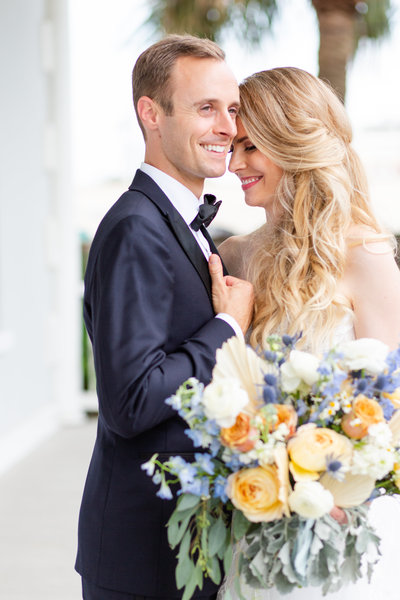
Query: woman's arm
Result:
<box><xmin>345</xmin><ymin>239</ymin><xmax>400</xmax><ymax>349</ymax></box>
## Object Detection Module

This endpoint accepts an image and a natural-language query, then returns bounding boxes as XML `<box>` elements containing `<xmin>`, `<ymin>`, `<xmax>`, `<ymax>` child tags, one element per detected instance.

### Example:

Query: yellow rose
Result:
<box><xmin>226</xmin><ymin>465</ymin><xmax>286</xmax><ymax>522</ymax></box>
<box><xmin>220</xmin><ymin>413</ymin><xmax>258</xmax><ymax>452</ymax></box>
<box><xmin>393</xmin><ymin>462</ymin><xmax>400</xmax><ymax>490</ymax></box>
<box><xmin>288</xmin><ymin>425</ymin><xmax>353</xmax><ymax>480</ymax></box>
<box><xmin>341</xmin><ymin>395</ymin><xmax>384</xmax><ymax>439</ymax></box>
<box><xmin>383</xmin><ymin>389</ymin><xmax>400</xmax><ymax>409</ymax></box>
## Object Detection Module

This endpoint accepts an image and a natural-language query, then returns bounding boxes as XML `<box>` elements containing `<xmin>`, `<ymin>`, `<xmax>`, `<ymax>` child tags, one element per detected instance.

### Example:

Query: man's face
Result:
<box><xmin>154</xmin><ymin>56</ymin><xmax>239</xmax><ymax>197</ymax></box>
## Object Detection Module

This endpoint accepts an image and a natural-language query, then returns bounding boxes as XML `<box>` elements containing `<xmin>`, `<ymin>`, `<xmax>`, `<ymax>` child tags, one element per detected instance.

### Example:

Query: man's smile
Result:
<box><xmin>201</xmin><ymin>143</ymin><xmax>229</xmax><ymax>154</ymax></box>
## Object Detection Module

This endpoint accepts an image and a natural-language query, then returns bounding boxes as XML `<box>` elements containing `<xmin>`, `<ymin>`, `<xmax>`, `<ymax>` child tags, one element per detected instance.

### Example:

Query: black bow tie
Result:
<box><xmin>190</xmin><ymin>194</ymin><xmax>222</xmax><ymax>231</ymax></box>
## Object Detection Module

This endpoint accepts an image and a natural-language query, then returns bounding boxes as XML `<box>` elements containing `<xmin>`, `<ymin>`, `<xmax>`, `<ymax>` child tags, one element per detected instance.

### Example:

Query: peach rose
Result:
<box><xmin>288</xmin><ymin>425</ymin><xmax>353</xmax><ymax>479</ymax></box>
<box><xmin>220</xmin><ymin>413</ymin><xmax>258</xmax><ymax>452</ymax></box>
<box><xmin>226</xmin><ymin>465</ymin><xmax>286</xmax><ymax>522</ymax></box>
<box><xmin>341</xmin><ymin>395</ymin><xmax>384</xmax><ymax>439</ymax></box>
<box><xmin>270</xmin><ymin>404</ymin><xmax>298</xmax><ymax>437</ymax></box>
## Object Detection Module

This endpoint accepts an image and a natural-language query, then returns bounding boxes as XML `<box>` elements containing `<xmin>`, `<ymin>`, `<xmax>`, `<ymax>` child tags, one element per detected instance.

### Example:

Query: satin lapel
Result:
<box><xmin>200</xmin><ymin>225</ymin><xmax>229</xmax><ymax>276</ymax></box>
<box><xmin>167</xmin><ymin>212</ymin><xmax>212</xmax><ymax>299</ymax></box>
<box><xmin>129</xmin><ymin>170</ymin><xmax>213</xmax><ymax>300</ymax></box>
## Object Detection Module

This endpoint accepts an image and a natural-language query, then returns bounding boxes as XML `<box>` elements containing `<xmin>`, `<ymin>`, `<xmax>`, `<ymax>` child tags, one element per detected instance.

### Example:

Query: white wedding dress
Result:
<box><xmin>219</xmin><ymin>318</ymin><xmax>400</xmax><ymax>600</ymax></box>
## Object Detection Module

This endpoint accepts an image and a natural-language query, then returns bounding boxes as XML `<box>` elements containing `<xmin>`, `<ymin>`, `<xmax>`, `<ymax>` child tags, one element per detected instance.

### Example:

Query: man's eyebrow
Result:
<box><xmin>193</xmin><ymin>99</ymin><xmax>240</xmax><ymax>107</ymax></box>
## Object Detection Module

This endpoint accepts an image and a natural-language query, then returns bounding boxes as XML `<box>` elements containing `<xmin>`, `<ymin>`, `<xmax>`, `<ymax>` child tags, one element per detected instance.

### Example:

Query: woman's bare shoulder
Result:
<box><xmin>218</xmin><ymin>232</ymin><xmax>255</xmax><ymax>278</ymax></box>
<box><xmin>346</xmin><ymin>224</ymin><xmax>394</xmax><ymax>254</ymax></box>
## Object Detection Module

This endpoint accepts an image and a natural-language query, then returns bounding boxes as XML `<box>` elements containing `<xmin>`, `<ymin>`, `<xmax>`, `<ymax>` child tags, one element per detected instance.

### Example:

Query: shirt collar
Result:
<box><xmin>140</xmin><ymin>162</ymin><xmax>201</xmax><ymax>226</ymax></box>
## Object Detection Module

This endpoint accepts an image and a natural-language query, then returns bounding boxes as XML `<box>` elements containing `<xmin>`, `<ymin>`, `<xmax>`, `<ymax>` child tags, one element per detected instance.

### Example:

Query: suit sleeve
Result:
<box><xmin>86</xmin><ymin>215</ymin><xmax>234</xmax><ymax>438</ymax></box>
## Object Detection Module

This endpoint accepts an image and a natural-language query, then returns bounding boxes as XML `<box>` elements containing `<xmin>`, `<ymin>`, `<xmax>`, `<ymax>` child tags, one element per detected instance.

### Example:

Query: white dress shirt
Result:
<box><xmin>140</xmin><ymin>163</ymin><xmax>243</xmax><ymax>339</ymax></box>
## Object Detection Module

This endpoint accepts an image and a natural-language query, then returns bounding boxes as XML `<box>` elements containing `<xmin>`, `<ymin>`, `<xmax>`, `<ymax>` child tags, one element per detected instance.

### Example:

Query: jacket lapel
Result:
<box><xmin>129</xmin><ymin>170</ymin><xmax>214</xmax><ymax>299</ymax></box>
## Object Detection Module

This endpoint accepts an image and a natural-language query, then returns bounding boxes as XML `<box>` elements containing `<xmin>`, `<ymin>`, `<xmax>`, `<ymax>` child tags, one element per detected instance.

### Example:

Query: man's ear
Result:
<box><xmin>137</xmin><ymin>96</ymin><xmax>161</xmax><ymax>132</ymax></box>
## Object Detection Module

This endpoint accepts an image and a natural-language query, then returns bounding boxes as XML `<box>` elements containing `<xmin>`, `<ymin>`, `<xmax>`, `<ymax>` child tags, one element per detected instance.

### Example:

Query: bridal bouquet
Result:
<box><xmin>142</xmin><ymin>335</ymin><xmax>400</xmax><ymax>599</ymax></box>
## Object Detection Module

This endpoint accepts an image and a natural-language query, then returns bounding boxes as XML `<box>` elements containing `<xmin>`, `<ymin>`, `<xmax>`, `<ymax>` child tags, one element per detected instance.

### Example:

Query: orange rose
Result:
<box><xmin>220</xmin><ymin>413</ymin><xmax>257</xmax><ymax>452</ymax></box>
<box><xmin>270</xmin><ymin>404</ymin><xmax>298</xmax><ymax>437</ymax></box>
<box><xmin>226</xmin><ymin>465</ymin><xmax>286</xmax><ymax>522</ymax></box>
<box><xmin>341</xmin><ymin>395</ymin><xmax>384</xmax><ymax>439</ymax></box>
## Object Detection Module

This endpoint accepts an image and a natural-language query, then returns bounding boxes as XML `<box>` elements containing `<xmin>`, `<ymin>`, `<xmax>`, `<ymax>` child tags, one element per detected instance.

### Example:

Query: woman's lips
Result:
<box><xmin>240</xmin><ymin>176</ymin><xmax>262</xmax><ymax>191</ymax></box>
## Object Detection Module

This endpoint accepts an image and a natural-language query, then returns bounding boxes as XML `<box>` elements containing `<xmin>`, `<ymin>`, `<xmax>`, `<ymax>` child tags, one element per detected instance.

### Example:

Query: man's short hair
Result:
<box><xmin>132</xmin><ymin>34</ymin><xmax>225</xmax><ymax>135</ymax></box>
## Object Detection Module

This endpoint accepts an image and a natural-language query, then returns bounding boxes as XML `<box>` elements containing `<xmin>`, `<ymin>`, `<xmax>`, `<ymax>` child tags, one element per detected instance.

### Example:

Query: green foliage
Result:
<box><xmin>357</xmin><ymin>0</ymin><xmax>393</xmax><ymax>41</ymax></box>
<box><xmin>239</xmin><ymin>507</ymin><xmax>381</xmax><ymax>595</ymax></box>
<box><xmin>145</xmin><ymin>0</ymin><xmax>393</xmax><ymax>50</ymax></box>
<box><xmin>167</xmin><ymin>495</ymin><xmax>238</xmax><ymax>599</ymax></box>
<box><xmin>145</xmin><ymin>0</ymin><xmax>277</xmax><ymax>46</ymax></box>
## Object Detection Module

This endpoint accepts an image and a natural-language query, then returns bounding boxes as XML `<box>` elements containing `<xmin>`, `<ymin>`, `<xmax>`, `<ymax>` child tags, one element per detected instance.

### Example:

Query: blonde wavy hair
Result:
<box><xmin>239</xmin><ymin>67</ymin><xmax>389</xmax><ymax>352</ymax></box>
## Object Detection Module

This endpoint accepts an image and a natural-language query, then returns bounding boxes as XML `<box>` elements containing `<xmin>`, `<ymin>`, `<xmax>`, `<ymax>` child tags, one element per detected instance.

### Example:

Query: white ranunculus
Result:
<box><xmin>338</xmin><ymin>338</ymin><xmax>389</xmax><ymax>375</ymax></box>
<box><xmin>280</xmin><ymin>350</ymin><xmax>320</xmax><ymax>393</ymax></box>
<box><xmin>202</xmin><ymin>379</ymin><xmax>249</xmax><ymax>428</ymax></box>
<box><xmin>289</xmin><ymin>481</ymin><xmax>334</xmax><ymax>518</ymax></box>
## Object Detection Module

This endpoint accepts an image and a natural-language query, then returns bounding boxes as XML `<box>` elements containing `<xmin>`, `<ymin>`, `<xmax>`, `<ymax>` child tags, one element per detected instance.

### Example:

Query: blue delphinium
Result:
<box><xmin>169</xmin><ymin>456</ymin><xmax>197</xmax><ymax>489</ymax></box>
<box><xmin>157</xmin><ymin>479</ymin><xmax>173</xmax><ymax>500</ymax></box>
<box><xmin>320</xmin><ymin>370</ymin><xmax>346</xmax><ymax>398</ymax></box>
<box><xmin>181</xmin><ymin>476</ymin><xmax>209</xmax><ymax>497</ymax></box>
<box><xmin>195</xmin><ymin>453</ymin><xmax>215</xmax><ymax>476</ymax></box>
<box><xmin>380</xmin><ymin>396</ymin><xmax>396</xmax><ymax>420</ymax></box>
<box><xmin>213</xmin><ymin>475</ymin><xmax>229</xmax><ymax>503</ymax></box>
<box><xmin>185</xmin><ymin>428</ymin><xmax>204</xmax><ymax>448</ymax></box>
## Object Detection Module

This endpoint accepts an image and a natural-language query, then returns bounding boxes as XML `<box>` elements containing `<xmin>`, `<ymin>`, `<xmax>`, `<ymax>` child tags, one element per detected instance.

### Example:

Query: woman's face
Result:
<box><xmin>229</xmin><ymin>118</ymin><xmax>283</xmax><ymax>218</ymax></box>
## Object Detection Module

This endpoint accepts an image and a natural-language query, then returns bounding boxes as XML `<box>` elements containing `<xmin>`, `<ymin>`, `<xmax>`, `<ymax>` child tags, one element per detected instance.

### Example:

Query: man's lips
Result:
<box><xmin>240</xmin><ymin>176</ymin><xmax>262</xmax><ymax>190</ymax></box>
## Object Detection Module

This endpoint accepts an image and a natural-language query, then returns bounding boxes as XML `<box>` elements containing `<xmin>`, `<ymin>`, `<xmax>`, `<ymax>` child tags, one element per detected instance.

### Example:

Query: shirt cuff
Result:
<box><xmin>215</xmin><ymin>313</ymin><xmax>244</xmax><ymax>340</ymax></box>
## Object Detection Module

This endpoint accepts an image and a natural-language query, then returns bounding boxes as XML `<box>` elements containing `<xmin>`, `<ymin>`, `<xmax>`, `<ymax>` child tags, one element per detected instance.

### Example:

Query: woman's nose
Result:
<box><xmin>228</xmin><ymin>149</ymin><xmax>245</xmax><ymax>173</ymax></box>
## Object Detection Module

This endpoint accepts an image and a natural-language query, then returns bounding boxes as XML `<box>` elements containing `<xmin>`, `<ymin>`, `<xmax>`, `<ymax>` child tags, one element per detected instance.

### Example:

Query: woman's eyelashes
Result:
<box><xmin>229</xmin><ymin>143</ymin><xmax>257</xmax><ymax>153</ymax></box>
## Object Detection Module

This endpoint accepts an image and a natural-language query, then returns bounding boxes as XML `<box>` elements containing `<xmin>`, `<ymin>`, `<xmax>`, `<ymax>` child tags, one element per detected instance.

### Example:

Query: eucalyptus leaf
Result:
<box><xmin>194</xmin><ymin>562</ymin><xmax>204</xmax><ymax>589</ymax></box>
<box><xmin>167</xmin><ymin>519</ymin><xmax>179</xmax><ymax>547</ymax></box>
<box><xmin>223</xmin><ymin>542</ymin><xmax>233</xmax><ymax>574</ymax></box>
<box><xmin>177</xmin><ymin>493</ymin><xmax>200</xmax><ymax>512</ymax></box>
<box><xmin>178</xmin><ymin>529</ymin><xmax>191</xmax><ymax>559</ymax></box>
<box><xmin>232</xmin><ymin>510</ymin><xmax>251</xmax><ymax>541</ymax></box>
<box><xmin>176</xmin><ymin>553</ymin><xmax>195</xmax><ymax>589</ymax></box>
<box><xmin>209</xmin><ymin>516</ymin><xmax>228</xmax><ymax>557</ymax></box>
<box><xmin>208</xmin><ymin>554</ymin><xmax>222</xmax><ymax>584</ymax></box>
<box><xmin>217</xmin><ymin>529</ymin><xmax>231</xmax><ymax>560</ymax></box>
<box><xmin>182</xmin><ymin>572</ymin><xmax>198</xmax><ymax>600</ymax></box>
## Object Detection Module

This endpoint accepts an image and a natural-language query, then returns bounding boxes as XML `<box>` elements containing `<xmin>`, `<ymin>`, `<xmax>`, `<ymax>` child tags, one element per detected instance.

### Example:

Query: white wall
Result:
<box><xmin>0</xmin><ymin>0</ymin><xmax>82</xmax><ymax>474</ymax></box>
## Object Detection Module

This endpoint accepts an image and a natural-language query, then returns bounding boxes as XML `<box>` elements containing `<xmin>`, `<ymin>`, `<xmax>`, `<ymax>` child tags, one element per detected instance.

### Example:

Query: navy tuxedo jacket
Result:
<box><xmin>75</xmin><ymin>170</ymin><xmax>235</xmax><ymax>596</ymax></box>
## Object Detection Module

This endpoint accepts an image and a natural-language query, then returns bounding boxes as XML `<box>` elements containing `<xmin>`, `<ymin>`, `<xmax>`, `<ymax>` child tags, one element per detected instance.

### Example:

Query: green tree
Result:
<box><xmin>146</xmin><ymin>0</ymin><xmax>392</xmax><ymax>101</ymax></box>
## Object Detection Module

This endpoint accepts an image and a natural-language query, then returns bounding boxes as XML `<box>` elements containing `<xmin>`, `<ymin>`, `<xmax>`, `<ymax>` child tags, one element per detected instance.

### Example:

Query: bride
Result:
<box><xmin>218</xmin><ymin>67</ymin><xmax>400</xmax><ymax>599</ymax></box>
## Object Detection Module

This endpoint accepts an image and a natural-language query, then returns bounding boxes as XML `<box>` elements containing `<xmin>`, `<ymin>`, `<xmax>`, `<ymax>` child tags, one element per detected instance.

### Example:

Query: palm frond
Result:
<box><xmin>356</xmin><ymin>0</ymin><xmax>393</xmax><ymax>42</ymax></box>
<box><xmin>145</xmin><ymin>0</ymin><xmax>277</xmax><ymax>46</ymax></box>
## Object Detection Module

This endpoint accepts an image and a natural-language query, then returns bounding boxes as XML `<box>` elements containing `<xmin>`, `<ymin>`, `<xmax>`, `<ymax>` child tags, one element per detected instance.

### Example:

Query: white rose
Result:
<box><xmin>280</xmin><ymin>350</ymin><xmax>320</xmax><ymax>393</ymax></box>
<box><xmin>202</xmin><ymin>379</ymin><xmax>249</xmax><ymax>428</ymax></box>
<box><xmin>289</xmin><ymin>481</ymin><xmax>334</xmax><ymax>518</ymax></box>
<box><xmin>338</xmin><ymin>338</ymin><xmax>389</xmax><ymax>375</ymax></box>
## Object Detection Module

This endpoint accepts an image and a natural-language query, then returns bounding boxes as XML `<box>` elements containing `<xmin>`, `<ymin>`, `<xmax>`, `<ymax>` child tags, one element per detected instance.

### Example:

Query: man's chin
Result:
<box><xmin>203</xmin><ymin>165</ymin><xmax>227</xmax><ymax>179</ymax></box>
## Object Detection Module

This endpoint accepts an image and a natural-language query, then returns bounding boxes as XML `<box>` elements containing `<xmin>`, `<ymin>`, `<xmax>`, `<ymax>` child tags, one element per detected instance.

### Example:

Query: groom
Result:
<box><xmin>75</xmin><ymin>35</ymin><xmax>254</xmax><ymax>599</ymax></box>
